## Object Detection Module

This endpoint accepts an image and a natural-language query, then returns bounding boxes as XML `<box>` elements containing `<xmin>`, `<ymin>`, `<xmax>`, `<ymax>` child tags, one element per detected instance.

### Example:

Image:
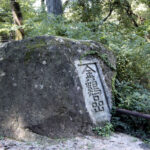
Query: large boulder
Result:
<box><xmin>0</xmin><ymin>36</ymin><xmax>116</xmax><ymax>141</ymax></box>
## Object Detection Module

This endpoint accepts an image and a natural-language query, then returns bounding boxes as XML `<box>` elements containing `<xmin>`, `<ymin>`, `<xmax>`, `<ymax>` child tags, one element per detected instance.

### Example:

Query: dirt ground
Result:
<box><xmin>0</xmin><ymin>133</ymin><xmax>150</xmax><ymax>150</ymax></box>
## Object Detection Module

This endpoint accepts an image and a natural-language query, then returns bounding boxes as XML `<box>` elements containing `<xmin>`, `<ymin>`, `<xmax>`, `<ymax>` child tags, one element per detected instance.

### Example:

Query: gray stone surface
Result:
<box><xmin>0</xmin><ymin>133</ymin><xmax>149</xmax><ymax>150</ymax></box>
<box><xmin>75</xmin><ymin>59</ymin><xmax>111</xmax><ymax>124</ymax></box>
<box><xmin>0</xmin><ymin>36</ymin><xmax>116</xmax><ymax>141</ymax></box>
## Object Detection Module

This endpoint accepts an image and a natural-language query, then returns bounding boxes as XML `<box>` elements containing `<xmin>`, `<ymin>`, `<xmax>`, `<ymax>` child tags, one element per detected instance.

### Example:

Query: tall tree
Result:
<box><xmin>10</xmin><ymin>0</ymin><xmax>24</xmax><ymax>40</ymax></box>
<box><xmin>41</xmin><ymin>0</ymin><xmax>45</xmax><ymax>12</ymax></box>
<box><xmin>46</xmin><ymin>0</ymin><xmax>63</xmax><ymax>15</ymax></box>
<box><xmin>113</xmin><ymin>0</ymin><xmax>139</xmax><ymax>27</ymax></box>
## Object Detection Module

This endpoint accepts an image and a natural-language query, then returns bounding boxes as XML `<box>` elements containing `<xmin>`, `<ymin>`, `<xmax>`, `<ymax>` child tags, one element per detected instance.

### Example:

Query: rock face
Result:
<box><xmin>0</xmin><ymin>36</ymin><xmax>116</xmax><ymax>140</ymax></box>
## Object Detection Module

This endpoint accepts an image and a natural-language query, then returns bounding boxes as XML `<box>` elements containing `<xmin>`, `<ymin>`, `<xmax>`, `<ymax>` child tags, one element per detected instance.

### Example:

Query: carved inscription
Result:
<box><xmin>75</xmin><ymin>59</ymin><xmax>111</xmax><ymax>124</ymax></box>
<box><xmin>85</xmin><ymin>67</ymin><xmax>104</xmax><ymax>113</ymax></box>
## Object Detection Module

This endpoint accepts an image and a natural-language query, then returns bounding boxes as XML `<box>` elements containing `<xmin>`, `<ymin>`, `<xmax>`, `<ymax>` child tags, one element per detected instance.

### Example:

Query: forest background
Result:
<box><xmin>0</xmin><ymin>0</ymin><xmax>150</xmax><ymax>142</ymax></box>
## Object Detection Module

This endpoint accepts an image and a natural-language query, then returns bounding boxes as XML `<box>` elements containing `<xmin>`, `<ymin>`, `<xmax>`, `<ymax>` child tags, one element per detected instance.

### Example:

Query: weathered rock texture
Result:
<box><xmin>0</xmin><ymin>36</ymin><xmax>116</xmax><ymax>141</ymax></box>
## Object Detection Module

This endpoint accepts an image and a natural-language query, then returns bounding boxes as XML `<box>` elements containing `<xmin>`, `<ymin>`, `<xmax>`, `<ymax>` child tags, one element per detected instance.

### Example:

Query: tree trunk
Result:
<box><xmin>116</xmin><ymin>108</ymin><xmax>150</xmax><ymax>120</ymax></box>
<box><xmin>41</xmin><ymin>0</ymin><xmax>45</xmax><ymax>12</ymax></box>
<box><xmin>10</xmin><ymin>0</ymin><xmax>24</xmax><ymax>40</ymax></box>
<box><xmin>46</xmin><ymin>0</ymin><xmax>63</xmax><ymax>15</ymax></box>
<box><xmin>102</xmin><ymin>0</ymin><xmax>113</xmax><ymax>23</ymax></box>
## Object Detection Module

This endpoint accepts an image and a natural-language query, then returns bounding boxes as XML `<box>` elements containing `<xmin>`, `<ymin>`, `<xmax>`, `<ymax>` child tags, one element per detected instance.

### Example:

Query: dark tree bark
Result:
<box><xmin>123</xmin><ymin>0</ymin><xmax>138</xmax><ymax>27</ymax></box>
<box><xmin>41</xmin><ymin>0</ymin><xmax>45</xmax><ymax>12</ymax></box>
<box><xmin>116</xmin><ymin>108</ymin><xmax>150</xmax><ymax>120</ymax></box>
<box><xmin>46</xmin><ymin>0</ymin><xmax>63</xmax><ymax>15</ymax></box>
<box><xmin>10</xmin><ymin>0</ymin><xmax>24</xmax><ymax>40</ymax></box>
<box><xmin>41</xmin><ymin>0</ymin><xmax>45</xmax><ymax>4</ymax></box>
<box><xmin>102</xmin><ymin>0</ymin><xmax>113</xmax><ymax>23</ymax></box>
<box><xmin>63</xmin><ymin>0</ymin><xmax>70</xmax><ymax>11</ymax></box>
<box><xmin>113</xmin><ymin>0</ymin><xmax>138</xmax><ymax>27</ymax></box>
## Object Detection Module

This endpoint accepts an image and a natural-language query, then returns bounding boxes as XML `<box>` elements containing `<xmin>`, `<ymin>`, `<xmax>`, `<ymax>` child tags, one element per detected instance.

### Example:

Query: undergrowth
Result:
<box><xmin>1</xmin><ymin>2</ymin><xmax>150</xmax><ymax>141</ymax></box>
<box><xmin>93</xmin><ymin>123</ymin><xmax>114</xmax><ymax>137</ymax></box>
<box><xmin>14</xmin><ymin>14</ymin><xmax>150</xmax><ymax>141</ymax></box>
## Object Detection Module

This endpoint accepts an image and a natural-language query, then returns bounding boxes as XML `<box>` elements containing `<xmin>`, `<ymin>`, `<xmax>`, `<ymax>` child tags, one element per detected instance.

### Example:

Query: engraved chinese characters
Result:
<box><xmin>75</xmin><ymin>59</ymin><xmax>111</xmax><ymax>124</ymax></box>
<box><xmin>85</xmin><ymin>68</ymin><xmax>104</xmax><ymax>113</ymax></box>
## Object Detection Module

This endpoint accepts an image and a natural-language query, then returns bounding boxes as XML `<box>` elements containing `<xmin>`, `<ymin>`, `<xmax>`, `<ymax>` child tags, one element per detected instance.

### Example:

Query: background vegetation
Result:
<box><xmin>0</xmin><ymin>0</ymin><xmax>150</xmax><ymax>142</ymax></box>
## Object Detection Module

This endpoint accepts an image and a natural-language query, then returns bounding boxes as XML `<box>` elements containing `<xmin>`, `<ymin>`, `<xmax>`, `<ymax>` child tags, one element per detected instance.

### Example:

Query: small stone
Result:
<box><xmin>42</xmin><ymin>60</ymin><xmax>47</xmax><ymax>65</ymax></box>
<box><xmin>0</xmin><ymin>57</ymin><xmax>3</xmax><ymax>61</ymax></box>
<box><xmin>56</xmin><ymin>38</ymin><xmax>64</xmax><ymax>43</ymax></box>
<box><xmin>0</xmin><ymin>72</ymin><xmax>5</xmax><ymax>77</ymax></box>
<box><xmin>13</xmin><ymin>83</ymin><xmax>17</xmax><ymax>87</ymax></box>
<box><xmin>39</xmin><ymin>84</ymin><xmax>44</xmax><ymax>89</ymax></box>
<box><xmin>77</xmin><ymin>86</ymin><xmax>80</xmax><ymax>90</ymax></box>
<box><xmin>34</xmin><ymin>84</ymin><xmax>38</xmax><ymax>88</ymax></box>
<box><xmin>90</xmin><ymin>43</ymin><xmax>99</xmax><ymax>49</ymax></box>
<box><xmin>79</xmin><ymin>110</ymin><xmax>83</xmax><ymax>114</ymax></box>
<box><xmin>77</xmin><ymin>49</ymin><xmax>82</xmax><ymax>53</ymax></box>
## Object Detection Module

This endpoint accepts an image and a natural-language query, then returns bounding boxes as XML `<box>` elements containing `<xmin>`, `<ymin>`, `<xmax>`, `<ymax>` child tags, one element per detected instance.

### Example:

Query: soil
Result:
<box><xmin>0</xmin><ymin>133</ymin><xmax>150</xmax><ymax>150</ymax></box>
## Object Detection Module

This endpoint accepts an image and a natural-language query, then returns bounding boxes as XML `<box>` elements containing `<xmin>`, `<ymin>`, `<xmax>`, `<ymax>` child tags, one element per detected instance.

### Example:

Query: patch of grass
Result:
<box><xmin>93</xmin><ymin>123</ymin><xmax>114</xmax><ymax>137</ymax></box>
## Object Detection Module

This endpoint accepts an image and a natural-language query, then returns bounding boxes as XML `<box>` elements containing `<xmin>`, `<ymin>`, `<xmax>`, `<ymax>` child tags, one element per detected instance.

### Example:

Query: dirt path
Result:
<box><xmin>0</xmin><ymin>133</ymin><xmax>150</xmax><ymax>150</ymax></box>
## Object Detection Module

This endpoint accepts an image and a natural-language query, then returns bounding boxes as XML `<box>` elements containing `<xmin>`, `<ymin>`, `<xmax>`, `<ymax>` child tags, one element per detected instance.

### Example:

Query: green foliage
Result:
<box><xmin>65</xmin><ymin>0</ymin><xmax>103</xmax><ymax>22</ymax></box>
<box><xmin>81</xmin><ymin>50</ymin><xmax>116</xmax><ymax>70</ymax></box>
<box><xmin>115</xmin><ymin>80</ymin><xmax>150</xmax><ymax>113</ymax></box>
<box><xmin>112</xmin><ymin>113</ymin><xmax>150</xmax><ymax>143</ymax></box>
<box><xmin>0</xmin><ymin>0</ymin><xmax>36</xmax><ymax>41</ymax></box>
<box><xmin>112</xmin><ymin>80</ymin><xmax>150</xmax><ymax>142</ymax></box>
<box><xmin>0</xmin><ymin>0</ymin><xmax>150</xmax><ymax>141</ymax></box>
<box><xmin>0</xmin><ymin>0</ymin><xmax>12</xmax><ymax>40</ymax></box>
<box><xmin>93</xmin><ymin>123</ymin><xmax>114</xmax><ymax>137</ymax></box>
<box><xmin>102</xmin><ymin>24</ymin><xmax>150</xmax><ymax>88</ymax></box>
